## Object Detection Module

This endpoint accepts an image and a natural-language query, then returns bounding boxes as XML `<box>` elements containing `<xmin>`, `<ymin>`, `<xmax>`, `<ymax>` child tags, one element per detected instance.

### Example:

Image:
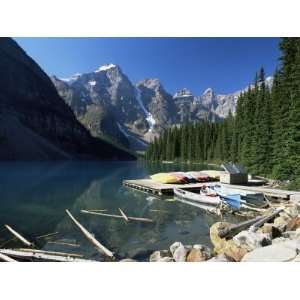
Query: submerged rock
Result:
<box><xmin>186</xmin><ymin>245</ymin><xmax>212</xmax><ymax>262</ymax></box>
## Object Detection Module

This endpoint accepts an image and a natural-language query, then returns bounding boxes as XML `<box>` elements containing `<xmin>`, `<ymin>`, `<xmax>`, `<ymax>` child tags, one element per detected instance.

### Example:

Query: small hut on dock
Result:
<box><xmin>220</xmin><ymin>163</ymin><xmax>248</xmax><ymax>185</ymax></box>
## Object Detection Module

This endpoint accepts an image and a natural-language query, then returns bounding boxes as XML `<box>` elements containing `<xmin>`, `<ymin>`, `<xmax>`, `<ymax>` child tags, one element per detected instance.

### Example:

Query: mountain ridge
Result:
<box><xmin>52</xmin><ymin>63</ymin><xmax>273</xmax><ymax>151</ymax></box>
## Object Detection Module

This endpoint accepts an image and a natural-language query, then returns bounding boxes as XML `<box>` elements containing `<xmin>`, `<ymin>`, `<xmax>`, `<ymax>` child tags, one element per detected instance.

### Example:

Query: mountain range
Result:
<box><xmin>52</xmin><ymin>64</ymin><xmax>273</xmax><ymax>151</ymax></box>
<box><xmin>0</xmin><ymin>38</ymin><xmax>134</xmax><ymax>160</ymax></box>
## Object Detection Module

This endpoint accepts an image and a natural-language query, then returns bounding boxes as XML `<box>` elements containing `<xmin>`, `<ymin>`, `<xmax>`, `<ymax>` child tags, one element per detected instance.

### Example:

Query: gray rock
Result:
<box><xmin>170</xmin><ymin>242</ymin><xmax>189</xmax><ymax>262</ymax></box>
<box><xmin>272</xmin><ymin>237</ymin><xmax>289</xmax><ymax>244</ymax></box>
<box><xmin>233</xmin><ymin>230</ymin><xmax>271</xmax><ymax>251</ymax></box>
<box><xmin>149</xmin><ymin>250</ymin><xmax>172</xmax><ymax>262</ymax></box>
<box><xmin>242</xmin><ymin>240</ymin><xmax>300</xmax><ymax>262</ymax></box>
<box><xmin>186</xmin><ymin>244</ymin><xmax>213</xmax><ymax>262</ymax></box>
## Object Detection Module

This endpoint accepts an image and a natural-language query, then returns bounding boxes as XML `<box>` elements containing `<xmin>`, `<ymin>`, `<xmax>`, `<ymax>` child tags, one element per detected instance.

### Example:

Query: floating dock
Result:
<box><xmin>123</xmin><ymin>179</ymin><xmax>300</xmax><ymax>200</ymax></box>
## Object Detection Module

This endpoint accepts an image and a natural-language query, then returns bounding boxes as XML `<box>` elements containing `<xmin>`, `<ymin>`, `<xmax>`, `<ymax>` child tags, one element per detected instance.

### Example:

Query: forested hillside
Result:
<box><xmin>146</xmin><ymin>38</ymin><xmax>300</xmax><ymax>182</ymax></box>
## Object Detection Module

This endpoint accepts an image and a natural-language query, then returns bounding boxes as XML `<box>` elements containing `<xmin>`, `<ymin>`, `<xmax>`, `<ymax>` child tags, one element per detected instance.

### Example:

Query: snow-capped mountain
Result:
<box><xmin>52</xmin><ymin>64</ymin><xmax>273</xmax><ymax>151</ymax></box>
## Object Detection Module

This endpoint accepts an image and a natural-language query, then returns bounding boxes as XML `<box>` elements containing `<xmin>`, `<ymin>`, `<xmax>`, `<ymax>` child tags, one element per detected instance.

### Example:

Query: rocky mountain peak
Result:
<box><xmin>202</xmin><ymin>87</ymin><xmax>214</xmax><ymax>97</ymax></box>
<box><xmin>173</xmin><ymin>88</ymin><xmax>193</xmax><ymax>99</ymax></box>
<box><xmin>137</xmin><ymin>78</ymin><xmax>162</xmax><ymax>90</ymax></box>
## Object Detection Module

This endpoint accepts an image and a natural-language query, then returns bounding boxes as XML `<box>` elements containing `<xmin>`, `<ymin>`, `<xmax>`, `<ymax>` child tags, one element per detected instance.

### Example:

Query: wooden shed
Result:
<box><xmin>220</xmin><ymin>163</ymin><xmax>248</xmax><ymax>184</ymax></box>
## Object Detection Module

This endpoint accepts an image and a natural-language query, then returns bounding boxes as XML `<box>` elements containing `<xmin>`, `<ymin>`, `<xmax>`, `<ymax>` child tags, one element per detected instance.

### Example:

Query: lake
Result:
<box><xmin>0</xmin><ymin>161</ymin><xmax>237</xmax><ymax>261</ymax></box>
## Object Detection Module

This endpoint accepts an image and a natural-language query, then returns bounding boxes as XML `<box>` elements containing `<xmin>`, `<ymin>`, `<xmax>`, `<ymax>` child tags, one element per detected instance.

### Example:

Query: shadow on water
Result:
<box><xmin>0</xmin><ymin>161</ymin><xmax>236</xmax><ymax>261</ymax></box>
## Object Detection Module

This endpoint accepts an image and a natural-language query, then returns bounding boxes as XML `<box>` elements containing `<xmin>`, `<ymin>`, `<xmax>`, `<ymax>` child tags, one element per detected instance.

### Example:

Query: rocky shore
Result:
<box><xmin>143</xmin><ymin>200</ymin><xmax>300</xmax><ymax>262</ymax></box>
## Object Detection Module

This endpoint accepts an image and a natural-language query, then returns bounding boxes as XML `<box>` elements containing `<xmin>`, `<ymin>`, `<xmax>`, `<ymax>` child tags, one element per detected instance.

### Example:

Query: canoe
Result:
<box><xmin>150</xmin><ymin>173</ymin><xmax>181</xmax><ymax>184</ymax></box>
<box><xmin>210</xmin><ymin>185</ymin><xmax>265</xmax><ymax>203</ymax></box>
<box><xmin>174</xmin><ymin>188</ymin><xmax>221</xmax><ymax>206</ymax></box>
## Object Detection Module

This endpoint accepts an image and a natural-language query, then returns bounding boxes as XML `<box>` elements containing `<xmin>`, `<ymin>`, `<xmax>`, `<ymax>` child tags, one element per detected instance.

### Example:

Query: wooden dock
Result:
<box><xmin>123</xmin><ymin>179</ymin><xmax>300</xmax><ymax>200</ymax></box>
<box><xmin>123</xmin><ymin>179</ymin><xmax>211</xmax><ymax>195</ymax></box>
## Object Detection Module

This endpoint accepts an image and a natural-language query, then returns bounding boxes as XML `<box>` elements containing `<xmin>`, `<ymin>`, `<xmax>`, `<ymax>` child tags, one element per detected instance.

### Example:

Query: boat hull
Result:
<box><xmin>174</xmin><ymin>188</ymin><xmax>221</xmax><ymax>206</ymax></box>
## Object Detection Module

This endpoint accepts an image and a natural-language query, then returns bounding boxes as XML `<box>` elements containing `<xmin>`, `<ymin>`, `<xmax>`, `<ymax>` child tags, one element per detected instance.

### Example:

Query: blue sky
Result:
<box><xmin>14</xmin><ymin>37</ymin><xmax>280</xmax><ymax>95</ymax></box>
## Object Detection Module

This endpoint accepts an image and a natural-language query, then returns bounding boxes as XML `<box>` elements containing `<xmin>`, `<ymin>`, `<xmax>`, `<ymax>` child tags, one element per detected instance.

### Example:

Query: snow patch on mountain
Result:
<box><xmin>60</xmin><ymin>73</ymin><xmax>81</xmax><ymax>84</ymax></box>
<box><xmin>135</xmin><ymin>88</ymin><xmax>156</xmax><ymax>132</ymax></box>
<box><xmin>88</xmin><ymin>80</ymin><xmax>96</xmax><ymax>86</ymax></box>
<box><xmin>95</xmin><ymin>64</ymin><xmax>116</xmax><ymax>72</ymax></box>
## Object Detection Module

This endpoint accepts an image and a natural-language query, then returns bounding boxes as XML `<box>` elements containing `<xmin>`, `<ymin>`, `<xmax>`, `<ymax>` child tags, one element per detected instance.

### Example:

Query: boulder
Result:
<box><xmin>242</xmin><ymin>240</ymin><xmax>300</xmax><ymax>262</ymax></box>
<box><xmin>223</xmin><ymin>240</ymin><xmax>249</xmax><ymax>262</ymax></box>
<box><xmin>272</xmin><ymin>237</ymin><xmax>289</xmax><ymax>244</ymax></box>
<box><xmin>286</xmin><ymin>217</ymin><xmax>300</xmax><ymax>231</ymax></box>
<box><xmin>149</xmin><ymin>250</ymin><xmax>173</xmax><ymax>262</ymax></box>
<box><xmin>233</xmin><ymin>230</ymin><xmax>271</xmax><ymax>251</ymax></box>
<box><xmin>210</xmin><ymin>222</ymin><xmax>232</xmax><ymax>253</ymax></box>
<box><xmin>273</xmin><ymin>217</ymin><xmax>288</xmax><ymax>232</ymax></box>
<box><xmin>186</xmin><ymin>245</ymin><xmax>212</xmax><ymax>262</ymax></box>
<box><xmin>169</xmin><ymin>242</ymin><xmax>192</xmax><ymax>262</ymax></box>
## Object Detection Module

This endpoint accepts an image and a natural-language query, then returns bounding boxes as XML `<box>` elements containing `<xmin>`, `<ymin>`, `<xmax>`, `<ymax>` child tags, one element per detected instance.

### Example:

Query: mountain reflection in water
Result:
<box><xmin>0</xmin><ymin>161</ymin><xmax>238</xmax><ymax>261</ymax></box>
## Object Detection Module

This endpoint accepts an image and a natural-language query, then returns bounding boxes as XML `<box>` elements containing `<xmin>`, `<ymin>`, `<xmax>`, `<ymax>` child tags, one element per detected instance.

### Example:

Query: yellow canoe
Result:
<box><xmin>150</xmin><ymin>173</ymin><xmax>181</xmax><ymax>184</ymax></box>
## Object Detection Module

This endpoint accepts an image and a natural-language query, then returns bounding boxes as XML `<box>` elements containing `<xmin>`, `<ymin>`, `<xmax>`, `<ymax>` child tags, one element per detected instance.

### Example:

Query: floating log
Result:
<box><xmin>17</xmin><ymin>248</ymin><xmax>83</xmax><ymax>258</ymax></box>
<box><xmin>150</xmin><ymin>209</ymin><xmax>168</xmax><ymax>213</ymax></box>
<box><xmin>81</xmin><ymin>210</ymin><xmax>154</xmax><ymax>223</ymax></box>
<box><xmin>4</xmin><ymin>225</ymin><xmax>33</xmax><ymax>247</ymax></box>
<box><xmin>36</xmin><ymin>232</ymin><xmax>59</xmax><ymax>239</ymax></box>
<box><xmin>249</xmin><ymin>207</ymin><xmax>284</xmax><ymax>232</ymax></box>
<box><xmin>87</xmin><ymin>209</ymin><xmax>108</xmax><ymax>212</ymax></box>
<box><xmin>218</xmin><ymin>216</ymin><xmax>263</xmax><ymax>239</ymax></box>
<box><xmin>119</xmin><ymin>208</ymin><xmax>129</xmax><ymax>222</ymax></box>
<box><xmin>0</xmin><ymin>252</ymin><xmax>18</xmax><ymax>262</ymax></box>
<box><xmin>66</xmin><ymin>209</ymin><xmax>114</xmax><ymax>258</ymax></box>
<box><xmin>0</xmin><ymin>249</ymin><xmax>94</xmax><ymax>262</ymax></box>
<box><xmin>47</xmin><ymin>241</ymin><xmax>80</xmax><ymax>247</ymax></box>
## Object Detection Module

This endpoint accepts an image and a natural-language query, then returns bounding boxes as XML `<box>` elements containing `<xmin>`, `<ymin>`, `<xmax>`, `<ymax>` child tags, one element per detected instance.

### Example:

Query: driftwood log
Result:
<box><xmin>119</xmin><ymin>208</ymin><xmax>129</xmax><ymax>222</ymax></box>
<box><xmin>17</xmin><ymin>248</ymin><xmax>83</xmax><ymax>258</ymax></box>
<box><xmin>0</xmin><ymin>249</ymin><xmax>94</xmax><ymax>262</ymax></box>
<box><xmin>36</xmin><ymin>232</ymin><xmax>59</xmax><ymax>239</ymax></box>
<box><xmin>249</xmin><ymin>207</ymin><xmax>284</xmax><ymax>232</ymax></box>
<box><xmin>218</xmin><ymin>216</ymin><xmax>263</xmax><ymax>239</ymax></box>
<box><xmin>66</xmin><ymin>209</ymin><xmax>114</xmax><ymax>258</ymax></box>
<box><xmin>4</xmin><ymin>225</ymin><xmax>33</xmax><ymax>247</ymax></box>
<box><xmin>0</xmin><ymin>252</ymin><xmax>18</xmax><ymax>262</ymax></box>
<box><xmin>81</xmin><ymin>210</ymin><xmax>154</xmax><ymax>223</ymax></box>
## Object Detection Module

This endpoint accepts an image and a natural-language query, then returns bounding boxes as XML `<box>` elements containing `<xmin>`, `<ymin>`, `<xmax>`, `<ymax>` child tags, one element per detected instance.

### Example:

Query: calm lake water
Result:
<box><xmin>0</xmin><ymin>161</ymin><xmax>238</xmax><ymax>261</ymax></box>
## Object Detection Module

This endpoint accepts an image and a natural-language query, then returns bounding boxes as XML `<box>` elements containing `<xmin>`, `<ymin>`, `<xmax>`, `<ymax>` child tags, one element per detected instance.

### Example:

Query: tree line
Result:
<box><xmin>145</xmin><ymin>38</ymin><xmax>300</xmax><ymax>181</ymax></box>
